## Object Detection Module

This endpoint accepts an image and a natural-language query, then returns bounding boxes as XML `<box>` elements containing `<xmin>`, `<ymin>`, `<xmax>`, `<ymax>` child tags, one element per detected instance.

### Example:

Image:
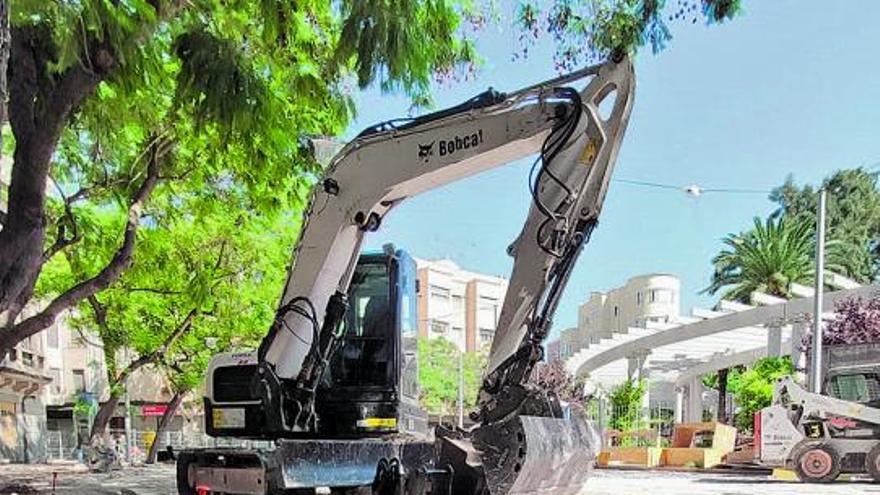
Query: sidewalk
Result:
<box><xmin>0</xmin><ymin>463</ymin><xmax>176</xmax><ymax>494</ymax></box>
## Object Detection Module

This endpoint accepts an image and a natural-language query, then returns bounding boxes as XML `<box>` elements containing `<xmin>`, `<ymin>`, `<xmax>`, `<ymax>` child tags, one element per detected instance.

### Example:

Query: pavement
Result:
<box><xmin>585</xmin><ymin>469</ymin><xmax>879</xmax><ymax>494</ymax></box>
<box><xmin>1</xmin><ymin>463</ymin><xmax>878</xmax><ymax>494</ymax></box>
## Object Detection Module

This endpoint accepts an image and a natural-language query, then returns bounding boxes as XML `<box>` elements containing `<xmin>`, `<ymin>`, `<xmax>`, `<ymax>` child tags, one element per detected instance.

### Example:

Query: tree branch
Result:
<box><xmin>43</xmin><ymin>176</ymin><xmax>82</xmax><ymax>262</ymax></box>
<box><xmin>0</xmin><ymin>138</ymin><xmax>167</xmax><ymax>353</ymax></box>
<box><xmin>115</xmin><ymin>307</ymin><xmax>199</xmax><ymax>385</ymax></box>
<box><xmin>124</xmin><ymin>286</ymin><xmax>183</xmax><ymax>296</ymax></box>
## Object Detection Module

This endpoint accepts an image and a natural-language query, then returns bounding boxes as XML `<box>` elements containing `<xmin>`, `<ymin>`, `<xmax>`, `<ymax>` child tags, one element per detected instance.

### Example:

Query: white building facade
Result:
<box><xmin>578</xmin><ymin>274</ymin><xmax>681</xmax><ymax>347</ymax></box>
<box><xmin>416</xmin><ymin>259</ymin><xmax>508</xmax><ymax>353</ymax></box>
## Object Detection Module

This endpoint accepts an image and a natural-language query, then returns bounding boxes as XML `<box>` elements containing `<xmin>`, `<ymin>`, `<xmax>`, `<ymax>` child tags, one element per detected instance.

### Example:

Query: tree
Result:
<box><xmin>0</xmin><ymin>0</ymin><xmax>477</xmax><ymax>353</ymax></box>
<box><xmin>144</xmin><ymin>289</ymin><xmax>267</xmax><ymax>465</ymax></box>
<box><xmin>730</xmin><ymin>357</ymin><xmax>793</xmax><ymax>432</ymax></box>
<box><xmin>417</xmin><ymin>337</ymin><xmax>486</xmax><ymax>420</ymax></box>
<box><xmin>37</xmin><ymin>205</ymin><xmax>292</xmax><ymax>443</ymax></box>
<box><xmin>0</xmin><ymin>0</ymin><xmax>744</xmax><ymax>355</ymax></box>
<box><xmin>512</xmin><ymin>0</ymin><xmax>741</xmax><ymax>70</ymax></box>
<box><xmin>607</xmin><ymin>379</ymin><xmax>645</xmax><ymax>432</ymax></box>
<box><xmin>529</xmin><ymin>359</ymin><xmax>586</xmax><ymax>409</ymax></box>
<box><xmin>703</xmin><ymin>215</ymin><xmax>837</xmax><ymax>302</ymax></box>
<box><xmin>815</xmin><ymin>296</ymin><xmax>880</xmax><ymax>346</ymax></box>
<box><xmin>771</xmin><ymin>168</ymin><xmax>880</xmax><ymax>283</ymax></box>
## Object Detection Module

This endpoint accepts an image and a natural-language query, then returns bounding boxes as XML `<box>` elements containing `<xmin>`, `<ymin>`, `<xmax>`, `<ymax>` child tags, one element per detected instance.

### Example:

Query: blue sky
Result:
<box><xmin>346</xmin><ymin>1</ymin><xmax>880</xmax><ymax>338</ymax></box>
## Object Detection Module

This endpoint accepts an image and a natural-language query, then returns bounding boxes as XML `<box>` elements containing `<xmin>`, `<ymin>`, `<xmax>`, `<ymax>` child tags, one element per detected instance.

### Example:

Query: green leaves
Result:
<box><xmin>335</xmin><ymin>0</ymin><xmax>478</xmax><ymax>105</ymax></box>
<box><xmin>729</xmin><ymin>357</ymin><xmax>793</xmax><ymax>432</ymax></box>
<box><xmin>704</xmin><ymin>215</ymin><xmax>837</xmax><ymax>302</ymax></box>
<box><xmin>771</xmin><ymin>169</ymin><xmax>880</xmax><ymax>283</ymax></box>
<box><xmin>512</xmin><ymin>0</ymin><xmax>742</xmax><ymax>71</ymax></box>
<box><xmin>417</xmin><ymin>337</ymin><xmax>486</xmax><ymax>415</ymax></box>
<box><xmin>608</xmin><ymin>379</ymin><xmax>646</xmax><ymax>432</ymax></box>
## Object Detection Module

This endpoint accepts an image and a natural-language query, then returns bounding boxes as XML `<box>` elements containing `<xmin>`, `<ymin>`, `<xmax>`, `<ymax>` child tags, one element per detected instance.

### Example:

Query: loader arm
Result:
<box><xmin>253</xmin><ymin>57</ymin><xmax>634</xmax><ymax>443</ymax></box>
<box><xmin>775</xmin><ymin>376</ymin><xmax>880</xmax><ymax>425</ymax></box>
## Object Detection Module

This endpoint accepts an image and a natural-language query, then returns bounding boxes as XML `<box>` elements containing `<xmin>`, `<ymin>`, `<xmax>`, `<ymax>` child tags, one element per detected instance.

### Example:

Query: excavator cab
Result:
<box><xmin>315</xmin><ymin>249</ymin><xmax>427</xmax><ymax>436</ymax></box>
<box><xmin>203</xmin><ymin>249</ymin><xmax>426</xmax><ymax>440</ymax></box>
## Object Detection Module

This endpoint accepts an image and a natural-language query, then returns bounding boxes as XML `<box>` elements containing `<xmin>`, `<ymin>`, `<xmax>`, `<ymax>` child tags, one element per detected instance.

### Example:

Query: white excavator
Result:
<box><xmin>176</xmin><ymin>55</ymin><xmax>635</xmax><ymax>495</ymax></box>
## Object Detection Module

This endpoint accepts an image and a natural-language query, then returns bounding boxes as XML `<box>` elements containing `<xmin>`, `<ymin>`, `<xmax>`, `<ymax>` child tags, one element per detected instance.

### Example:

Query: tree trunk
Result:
<box><xmin>0</xmin><ymin>25</ymin><xmax>107</xmax><ymax>320</ymax></box>
<box><xmin>89</xmin><ymin>394</ymin><xmax>122</xmax><ymax>443</ymax></box>
<box><xmin>716</xmin><ymin>368</ymin><xmax>729</xmax><ymax>424</ymax></box>
<box><xmin>88</xmin><ymin>308</ymin><xmax>198</xmax><ymax>444</ymax></box>
<box><xmin>0</xmin><ymin>0</ymin><xmax>10</xmax><ymax>160</ymax></box>
<box><xmin>146</xmin><ymin>390</ymin><xmax>185</xmax><ymax>464</ymax></box>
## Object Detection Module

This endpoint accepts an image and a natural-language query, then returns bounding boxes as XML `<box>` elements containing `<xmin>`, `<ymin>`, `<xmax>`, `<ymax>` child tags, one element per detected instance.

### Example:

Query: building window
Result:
<box><xmin>21</xmin><ymin>351</ymin><xmax>34</xmax><ymax>368</ymax></box>
<box><xmin>613</xmin><ymin>306</ymin><xmax>619</xmax><ymax>317</ymax></box>
<box><xmin>69</xmin><ymin>331</ymin><xmax>86</xmax><ymax>349</ymax></box>
<box><xmin>478</xmin><ymin>296</ymin><xmax>499</xmax><ymax>327</ymax></box>
<box><xmin>479</xmin><ymin>328</ymin><xmax>494</xmax><ymax>344</ymax></box>
<box><xmin>429</xmin><ymin>285</ymin><xmax>450</xmax><ymax>301</ymax></box>
<box><xmin>636</xmin><ymin>292</ymin><xmax>642</xmax><ymax>305</ymax></box>
<box><xmin>430</xmin><ymin>320</ymin><xmax>449</xmax><ymax>335</ymax></box>
<box><xmin>452</xmin><ymin>294</ymin><xmax>465</xmax><ymax>316</ymax></box>
<box><xmin>72</xmin><ymin>369</ymin><xmax>86</xmax><ymax>393</ymax></box>
<box><xmin>650</xmin><ymin>289</ymin><xmax>673</xmax><ymax>304</ymax></box>
<box><xmin>49</xmin><ymin>368</ymin><xmax>62</xmax><ymax>395</ymax></box>
<box><xmin>47</xmin><ymin>325</ymin><xmax>59</xmax><ymax>349</ymax></box>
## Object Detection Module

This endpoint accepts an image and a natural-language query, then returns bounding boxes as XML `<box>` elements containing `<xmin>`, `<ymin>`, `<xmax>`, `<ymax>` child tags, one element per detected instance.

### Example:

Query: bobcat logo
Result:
<box><xmin>418</xmin><ymin>141</ymin><xmax>435</xmax><ymax>162</ymax></box>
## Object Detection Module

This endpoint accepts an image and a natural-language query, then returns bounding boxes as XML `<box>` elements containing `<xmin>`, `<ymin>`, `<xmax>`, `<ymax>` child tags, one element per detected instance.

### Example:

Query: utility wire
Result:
<box><xmin>613</xmin><ymin>177</ymin><xmax>772</xmax><ymax>195</ymax></box>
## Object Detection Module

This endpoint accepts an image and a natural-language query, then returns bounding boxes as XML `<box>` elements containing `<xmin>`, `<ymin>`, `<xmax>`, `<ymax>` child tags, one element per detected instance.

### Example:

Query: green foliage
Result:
<box><xmin>10</xmin><ymin>0</ymin><xmax>485</xmax><ymax>341</ymax></box>
<box><xmin>771</xmin><ymin>168</ymin><xmax>880</xmax><ymax>283</ymax></box>
<box><xmin>73</xmin><ymin>394</ymin><xmax>96</xmax><ymax>421</ymax></box>
<box><xmin>704</xmin><ymin>359</ymin><xmax>794</xmax><ymax>433</ymax></box>
<box><xmin>730</xmin><ymin>357</ymin><xmax>794</xmax><ymax>432</ymax></box>
<box><xmin>417</xmin><ymin>337</ymin><xmax>486</xmax><ymax>416</ymax></box>
<box><xmin>511</xmin><ymin>0</ymin><xmax>742</xmax><ymax>70</ymax></box>
<box><xmin>608</xmin><ymin>379</ymin><xmax>645</xmax><ymax>432</ymax></box>
<box><xmin>703</xmin><ymin>215</ymin><xmax>843</xmax><ymax>302</ymax></box>
<box><xmin>335</xmin><ymin>0</ymin><xmax>479</xmax><ymax>106</ymax></box>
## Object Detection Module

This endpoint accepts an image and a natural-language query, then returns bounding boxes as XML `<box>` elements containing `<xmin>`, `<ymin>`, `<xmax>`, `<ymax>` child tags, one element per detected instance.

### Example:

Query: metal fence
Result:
<box><xmin>583</xmin><ymin>400</ymin><xmax>676</xmax><ymax>447</ymax></box>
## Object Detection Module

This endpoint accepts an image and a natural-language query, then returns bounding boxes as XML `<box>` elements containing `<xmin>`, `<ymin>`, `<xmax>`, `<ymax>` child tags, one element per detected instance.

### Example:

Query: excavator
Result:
<box><xmin>176</xmin><ymin>55</ymin><xmax>635</xmax><ymax>495</ymax></box>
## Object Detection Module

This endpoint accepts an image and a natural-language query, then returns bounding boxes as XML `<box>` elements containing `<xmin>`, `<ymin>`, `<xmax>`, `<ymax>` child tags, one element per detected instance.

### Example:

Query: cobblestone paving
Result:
<box><xmin>1</xmin><ymin>463</ymin><xmax>879</xmax><ymax>494</ymax></box>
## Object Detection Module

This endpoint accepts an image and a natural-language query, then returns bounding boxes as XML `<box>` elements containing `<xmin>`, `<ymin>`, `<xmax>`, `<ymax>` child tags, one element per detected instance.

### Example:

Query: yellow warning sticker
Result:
<box><xmin>580</xmin><ymin>138</ymin><xmax>598</xmax><ymax>165</ymax></box>
<box><xmin>356</xmin><ymin>417</ymin><xmax>397</xmax><ymax>429</ymax></box>
<box><xmin>213</xmin><ymin>408</ymin><xmax>246</xmax><ymax>429</ymax></box>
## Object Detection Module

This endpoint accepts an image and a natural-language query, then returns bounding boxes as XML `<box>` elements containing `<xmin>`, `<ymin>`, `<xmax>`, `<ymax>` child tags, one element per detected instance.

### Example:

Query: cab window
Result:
<box><xmin>323</xmin><ymin>262</ymin><xmax>393</xmax><ymax>388</ymax></box>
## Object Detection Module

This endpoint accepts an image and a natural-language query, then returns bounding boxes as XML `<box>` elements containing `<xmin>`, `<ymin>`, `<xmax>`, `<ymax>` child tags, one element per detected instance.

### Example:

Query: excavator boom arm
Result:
<box><xmin>255</xmin><ymin>57</ymin><xmax>634</xmax><ymax>433</ymax></box>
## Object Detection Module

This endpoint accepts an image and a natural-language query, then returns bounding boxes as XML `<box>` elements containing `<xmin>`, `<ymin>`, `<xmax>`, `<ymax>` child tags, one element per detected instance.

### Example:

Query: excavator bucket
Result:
<box><xmin>474</xmin><ymin>413</ymin><xmax>599</xmax><ymax>495</ymax></box>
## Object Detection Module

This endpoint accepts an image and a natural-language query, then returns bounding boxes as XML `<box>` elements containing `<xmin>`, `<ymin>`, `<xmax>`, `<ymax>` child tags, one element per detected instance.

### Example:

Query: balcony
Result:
<box><xmin>0</xmin><ymin>346</ymin><xmax>52</xmax><ymax>396</ymax></box>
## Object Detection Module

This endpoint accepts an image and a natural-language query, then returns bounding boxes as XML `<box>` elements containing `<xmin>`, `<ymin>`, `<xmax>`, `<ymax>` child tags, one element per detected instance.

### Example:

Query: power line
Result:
<box><xmin>613</xmin><ymin>177</ymin><xmax>772</xmax><ymax>196</ymax></box>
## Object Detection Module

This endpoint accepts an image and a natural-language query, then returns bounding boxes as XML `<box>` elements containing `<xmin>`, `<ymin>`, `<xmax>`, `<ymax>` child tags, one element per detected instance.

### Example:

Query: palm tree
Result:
<box><xmin>704</xmin><ymin>216</ymin><xmax>838</xmax><ymax>302</ymax></box>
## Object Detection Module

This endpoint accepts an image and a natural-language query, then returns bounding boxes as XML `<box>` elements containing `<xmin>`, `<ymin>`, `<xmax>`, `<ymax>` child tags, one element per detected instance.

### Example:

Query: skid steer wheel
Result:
<box><xmin>865</xmin><ymin>443</ymin><xmax>880</xmax><ymax>482</ymax></box>
<box><xmin>791</xmin><ymin>440</ymin><xmax>841</xmax><ymax>483</ymax></box>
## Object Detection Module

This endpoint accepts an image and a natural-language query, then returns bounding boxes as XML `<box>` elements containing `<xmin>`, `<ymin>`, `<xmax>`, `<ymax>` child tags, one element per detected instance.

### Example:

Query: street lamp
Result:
<box><xmin>810</xmin><ymin>189</ymin><xmax>827</xmax><ymax>393</ymax></box>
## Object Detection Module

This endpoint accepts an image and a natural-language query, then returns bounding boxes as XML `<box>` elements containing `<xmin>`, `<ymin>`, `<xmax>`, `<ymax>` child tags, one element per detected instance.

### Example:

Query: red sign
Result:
<box><xmin>141</xmin><ymin>405</ymin><xmax>168</xmax><ymax>417</ymax></box>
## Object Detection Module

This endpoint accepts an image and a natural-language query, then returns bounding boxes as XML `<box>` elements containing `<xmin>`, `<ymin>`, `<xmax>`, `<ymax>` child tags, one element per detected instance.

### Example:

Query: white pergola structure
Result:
<box><xmin>565</xmin><ymin>275</ymin><xmax>879</xmax><ymax>423</ymax></box>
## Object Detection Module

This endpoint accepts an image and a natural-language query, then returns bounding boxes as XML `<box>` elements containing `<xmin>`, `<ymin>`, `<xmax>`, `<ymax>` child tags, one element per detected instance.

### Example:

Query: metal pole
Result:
<box><xmin>457</xmin><ymin>350</ymin><xmax>464</xmax><ymax>429</ymax></box>
<box><xmin>124</xmin><ymin>349</ymin><xmax>133</xmax><ymax>463</ymax></box>
<box><xmin>810</xmin><ymin>189</ymin><xmax>827</xmax><ymax>393</ymax></box>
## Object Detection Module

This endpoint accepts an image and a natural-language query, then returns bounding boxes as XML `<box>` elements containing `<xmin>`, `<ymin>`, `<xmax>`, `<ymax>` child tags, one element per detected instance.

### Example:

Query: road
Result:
<box><xmin>1</xmin><ymin>464</ymin><xmax>878</xmax><ymax>494</ymax></box>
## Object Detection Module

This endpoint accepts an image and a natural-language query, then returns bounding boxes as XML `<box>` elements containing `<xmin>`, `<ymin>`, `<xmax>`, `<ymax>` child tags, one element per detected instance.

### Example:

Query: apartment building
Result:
<box><xmin>416</xmin><ymin>259</ymin><xmax>508</xmax><ymax>353</ymax></box>
<box><xmin>578</xmin><ymin>274</ymin><xmax>680</xmax><ymax>346</ymax></box>
<box><xmin>0</xmin><ymin>308</ymin><xmax>187</xmax><ymax>462</ymax></box>
<box><xmin>546</xmin><ymin>274</ymin><xmax>681</xmax><ymax>363</ymax></box>
<box><xmin>42</xmin><ymin>319</ymin><xmax>186</xmax><ymax>458</ymax></box>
